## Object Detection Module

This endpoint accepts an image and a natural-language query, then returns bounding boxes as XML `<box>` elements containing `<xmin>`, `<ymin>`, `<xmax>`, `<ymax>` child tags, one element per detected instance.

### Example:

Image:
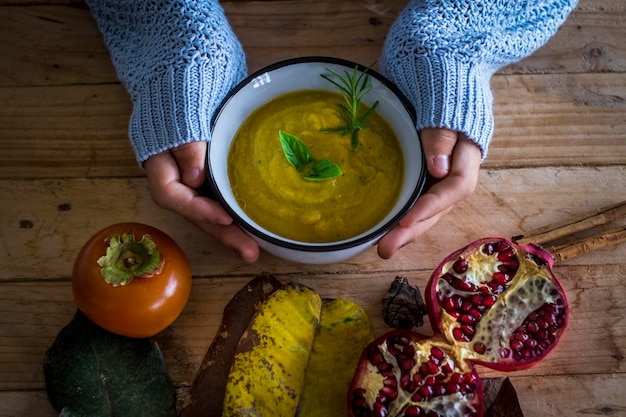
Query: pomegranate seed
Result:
<box><xmin>442</xmin><ymin>296</ymin><xmax>459</xmax><ymax>312</ymax></box>
<box><xmin>430</xmin><ymin>346</ymin><xmax>446</xmax><ymax>361</ymax></box>
<box><xmin>488</xmin><ymin>281</ymin><xmax>505</xmax><ymax>294</ymax></box>
<box><xmin>459</xmin><ymin>314</ymin><xmax>477</xmax><ymax>325</ymax></box>
<box><xmin>453</xmin><ymin>258</ymin><xmax>469</xmax><ymax>273</ymax></box>
<box><xmin>448</xmin><ymin>373</ymin><xmax>464</xmax><ymax>384</ymax></box>
<box><xmin>510</xmin><ymin>340</ymin><xmax>524</xmax><ymax>351</ymax></box>
<box><xmin>384</xmin><ymin>377</ymin><xmax>397</xmax><ymax>388</ymax></box>
<box><xmin>461</xmin><ymin>299</ymin><xmax>473</xmax><ymax>312</ymax></box>
<box><xmin>461</xmin><ymin>324</ymin><xmax>475</xmax><ymax>337</ymax></box>
<box><xmin>419</xmin><ymin>360</ymin><xmax>439</xmax><ymax>376</ymax></box>
<box><xmin>404</xmin><ymin>344</ymin><xmax>416</xmax><ymax>356</ymax></box>
<box><xmin>440</xmin><ymin>360</ymin><xmax>454</xmax><ymax>375</ymax></box>
<box><xmin>497</xmin><ymin>248</ymin><xmax>516</xmax><ymax>261</ymax></box>
<box><xmin>469</xmin><ymin>308</ymin><xmax>482</xmax><ymax>320</ymax></box>
<box><xmin>399</xmin><ymin>373</ymin><xmax>411</xmax><ymax>389</ymax></box>
<box><xmin>418</xmin><ymin>384</ymin><xmax>434</xmax><ymax>400</ymax></box>
<box><xmin>381</xmin><ymin>386</ymin><xmax>397</xmax><ymax>400</ymax></box>
<box><xmin>404</xmin><ymin>406</ymin><xmax>423</xmax><ymax>416</ymax></box>
<box><xmin>496</xmin><ymin>241</ymin><xmax>510</xmax><ymax>253</ymax></box>
<box><xmin>459</xmin><ymin>280</ymin><xmax>477</xmax><ymax>291</ymax></box>
<box><xmin>482</xmin><ymin>294</ymin><xmax>497</xmax><ymax>307</ymax></box>
<box><xmin>377</xmin><ymin>362</ymin><xmax>393</xmax><ymax>372</ymax></box>
<box><xmin>498</xmin><ymin>259</ymin><xmax>519</xmax><ymax>272</ymax></box>
<box><xmin>410</xmin><ymin>392</ymin><xmax>423</xmax><ymax>402</ymax></box>
<box><xmin>492</xmin><ymin>272</ymin><xmax>511</xmax><ymax>285</ymax></box>
<box><xmin>514</xmin><ymin>331</ymin><xmax>528</xmax><ymax>342</ymax></box>
<box><xmin>413</xmin><ymin>373</ymin><xmax>423</xmax><ymax>385</ymax></box>
<box><xmin>524</xmin><ymin>338</ymin><xmax>538</xmax><ymax>348</ymax></box>
<box><xmin>452</xmin><ymin>327</ymin><xmax>469</xmax><ymax>342</ymax></box>
<box><xmin>446</xmin><ymin>381</ymin><xmax>461</xmax><ymax>394</ymax></box>
<box><xmin>473</xmin><ymin>342</ymin><xmax>487</xmax><ymax>354</ymax></box>
<box><xmin>370</xmin><ymin>350</ymin><xmax>384</xmax><ymax>365</ymax></box>
<box><xmin>482</xmin><ymin>243</ymin><xmax>495</xmax><ymax>255</ymax></box>
<box><xmin>434</xmin><ymin>383</ymin><xmax>447</xmax><ymax>396</ymax></box>
<box><xmin>400</xmin><ymin>358</ymin><xmax>416</xmax><ymax>371</ymax></box>
<box><xmin>372</xmin><ymin>401</ymin><xmax>387</xmax><ymax>417</ymax></box>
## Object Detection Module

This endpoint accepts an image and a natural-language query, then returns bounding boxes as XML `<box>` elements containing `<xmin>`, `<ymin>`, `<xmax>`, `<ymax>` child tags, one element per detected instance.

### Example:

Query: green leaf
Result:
<box><xmin>43</xmin><ymin>310</ymin><xmax>177</xmax><ymax>417</ymax></box>
<box><xmin>279</xmin><ymin>131</ymin><xmax>342</xmax><ymax>182</ymax></box>
<box><xmin>304</xmin><ymin>159</ymin><xmax>343</xmax><ymax>181</ymax></box>
<box><xmin>279</xmin><ymin>130</ymin><xmax>312</xmax><ymax>169</ymax></box>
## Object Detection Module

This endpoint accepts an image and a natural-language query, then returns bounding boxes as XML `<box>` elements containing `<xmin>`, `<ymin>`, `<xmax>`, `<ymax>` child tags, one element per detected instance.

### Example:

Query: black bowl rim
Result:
<box><xmin>208</xmin><ymin>56</ymin><xmax>427</xmax><ymax>253</ymax></box>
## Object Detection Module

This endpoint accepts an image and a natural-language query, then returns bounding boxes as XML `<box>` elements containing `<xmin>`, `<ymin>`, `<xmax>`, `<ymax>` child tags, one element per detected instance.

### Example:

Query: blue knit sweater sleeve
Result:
<box><xmin>85</xmin><ymin>0</ymin><xmax>247</xmax><ymax>165</ymax></box>
<box><xmin>380</xmin><ymin>0</ymin><xmax>577</xmax><ymax>158</ymax></box>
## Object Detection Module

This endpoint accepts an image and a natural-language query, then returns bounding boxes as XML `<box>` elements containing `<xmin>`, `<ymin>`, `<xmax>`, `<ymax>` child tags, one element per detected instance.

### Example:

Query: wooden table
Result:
<box><xmin>1</xmin><ymin>1</ymin><xmax>625</xmax><ymax>416</ymax></box>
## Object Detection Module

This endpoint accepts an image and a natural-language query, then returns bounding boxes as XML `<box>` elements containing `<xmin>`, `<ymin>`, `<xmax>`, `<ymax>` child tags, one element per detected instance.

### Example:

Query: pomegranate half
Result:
<box><xmin>348</xmin><ymin>238</ymin><xmax>569</xmax><ymax>417</ymax></box>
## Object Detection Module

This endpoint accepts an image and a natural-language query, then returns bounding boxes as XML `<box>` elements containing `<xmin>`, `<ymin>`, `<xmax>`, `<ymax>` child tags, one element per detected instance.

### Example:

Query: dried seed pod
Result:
<box><xmin>382</xmin><ymin>276</ymin><xmax>428</xmax><ymax>330</ymax></box>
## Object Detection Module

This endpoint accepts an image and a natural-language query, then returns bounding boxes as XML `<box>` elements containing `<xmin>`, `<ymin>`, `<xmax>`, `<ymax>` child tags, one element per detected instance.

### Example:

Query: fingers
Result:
<box><xmin>144</xmin><ymin>149</ymin><xmax>261</xmax><ymax>263</ymax></box>
<box><xmin>377</xmin><ymin>133</ymin><xmax>482</xmax><ymax>259</ymax></box>
<box><xmin>145</xmin><ymin>150</ymin><xmax>232</xmax><ymax>226</ymax></box>
<box><xmin>170</xmin><ymin>141</ymin><xmax>207</xmax><ymax>189</ymax></box>
<box><xmin>421</xmin><ymin>127</ymin><xmax>459</xmax><ymax>179</ymax></box>
<box><xmin>195</xmin><ymin>222</ymin><xmax>261</xmax><ymax>264</ymax></box>
<box><xmin>401</xmin><ymin>136</ymin><xmax>481</xmax><ymax>225</ymax></box>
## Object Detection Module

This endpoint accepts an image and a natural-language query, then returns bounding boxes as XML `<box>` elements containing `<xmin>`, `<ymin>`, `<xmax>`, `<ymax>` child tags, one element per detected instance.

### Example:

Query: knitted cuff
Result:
<box><xmin>128</xmin><ymin>59</ymin><xmax>247</xmax><ymax>165</ymax></box>
<box><xmin>381</xmin><ymin>54</ymin><xmax>495</xmax><ymax>159</ymax></box>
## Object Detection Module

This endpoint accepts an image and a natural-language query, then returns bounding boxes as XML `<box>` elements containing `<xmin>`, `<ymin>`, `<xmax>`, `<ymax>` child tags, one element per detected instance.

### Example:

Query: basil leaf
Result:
<box><xmin>305</xmin><ymin>159</ymin><xmax>343</xmax><ymax>181</ymax></box>
<box><xmin>279</xmin><ymin>130</ymin><xmax>312</xmax><ymax>169</ymax></box>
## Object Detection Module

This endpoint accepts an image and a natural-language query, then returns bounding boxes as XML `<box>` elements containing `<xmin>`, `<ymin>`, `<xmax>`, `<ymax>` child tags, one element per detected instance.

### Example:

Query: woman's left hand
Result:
<box><xmin>377</xmin><ymin>127</ymin><xmax>482</xmax><ymax>258</ymax></box>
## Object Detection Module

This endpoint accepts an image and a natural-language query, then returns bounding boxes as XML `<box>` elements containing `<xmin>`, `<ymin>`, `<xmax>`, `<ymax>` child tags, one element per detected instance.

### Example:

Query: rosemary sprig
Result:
<box><xmin>321</xmin><ymin>65</ymin><xmax>379</xmax><ymax>151</ymax></box>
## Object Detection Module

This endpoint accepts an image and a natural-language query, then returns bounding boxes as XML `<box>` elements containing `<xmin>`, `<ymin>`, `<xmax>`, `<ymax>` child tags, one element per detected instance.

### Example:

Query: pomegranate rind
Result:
<box><xmin>427</xmin><ymin>237</ymin><xmax>569</xmax><ymax>371</ymax></box>
<box><xmin>348</xmin><ymin>330</ymin><xmax>483</xmax><ymax>417</ymax></box>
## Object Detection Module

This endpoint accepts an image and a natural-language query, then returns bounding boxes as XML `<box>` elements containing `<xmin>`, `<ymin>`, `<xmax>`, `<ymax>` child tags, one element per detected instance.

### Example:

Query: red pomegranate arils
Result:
<box><xmin>349</xmin><ymin>238</ymin><xmax>569</xmax><ymax>417</ymax></box>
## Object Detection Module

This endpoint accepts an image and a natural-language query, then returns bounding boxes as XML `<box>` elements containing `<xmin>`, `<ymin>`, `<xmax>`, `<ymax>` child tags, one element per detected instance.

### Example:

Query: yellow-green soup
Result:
<box><xmin>228</xmin><ymin>90</ymin><xmax>404</xmax><ymax>243</ymax></box>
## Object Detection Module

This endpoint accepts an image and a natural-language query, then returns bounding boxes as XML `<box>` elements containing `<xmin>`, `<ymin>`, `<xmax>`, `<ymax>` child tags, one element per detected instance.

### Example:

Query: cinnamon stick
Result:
<box><xmin>547</xmin><ymin>226</ymin><xmax>626</xmax><ymax>263</ymax></box>
<box><xmin>513</xmin><ymin>201</ymin><xmax>626</xmax><ymax>247</ymax></box>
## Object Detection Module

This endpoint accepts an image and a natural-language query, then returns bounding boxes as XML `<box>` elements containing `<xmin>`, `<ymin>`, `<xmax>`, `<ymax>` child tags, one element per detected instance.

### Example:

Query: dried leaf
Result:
<box><xmin>483</xmin><ymin>377</ymin><xmax>524</xmax><ymax>417</ymax></box>
<box><xmin>43</xmin><ymin>310</ymin><xmax>176</xmax><ymax>417</ymax></box>
<box><xmin>180</xmin><ymin>273</ymin><xmax>283</xmax><ymax>417</ymax></box>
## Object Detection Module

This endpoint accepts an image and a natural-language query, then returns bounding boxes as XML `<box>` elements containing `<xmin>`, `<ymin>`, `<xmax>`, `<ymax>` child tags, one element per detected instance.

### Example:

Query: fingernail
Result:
<box><xmin>432</xmin><ymin>155</ymin><xmax>450</xmax><ymax>172</ymax></box>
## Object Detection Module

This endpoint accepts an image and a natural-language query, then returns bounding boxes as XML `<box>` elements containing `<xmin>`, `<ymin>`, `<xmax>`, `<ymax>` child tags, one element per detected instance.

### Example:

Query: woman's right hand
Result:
<box><xmin>144</xmin><ymin>141</ymin><xmax>260</xmax><ymax>263</ymax></box>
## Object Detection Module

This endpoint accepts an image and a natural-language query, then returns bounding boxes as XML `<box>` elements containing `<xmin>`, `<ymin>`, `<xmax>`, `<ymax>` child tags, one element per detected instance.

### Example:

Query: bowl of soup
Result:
<box><xmin>208</xmin><ymin>57</ymin><xmax>427</xmax><ymax>264</ymax></box>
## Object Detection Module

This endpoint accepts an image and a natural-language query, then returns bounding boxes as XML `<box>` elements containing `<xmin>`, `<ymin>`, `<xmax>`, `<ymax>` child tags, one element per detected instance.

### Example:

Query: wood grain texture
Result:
<box><xmin>1</xmin><ymin>166</ymin><xmax>625</xmax><ymax>281</ymax></box>
<box><xmin>1</xmin><ymin>0</ymin><xmax>625</xmax><ymax>416</ymax></box>
<box><xmin>0</xmin><ymin>1</ymin><xmax>625</xmax><ymax>178</ymax></box>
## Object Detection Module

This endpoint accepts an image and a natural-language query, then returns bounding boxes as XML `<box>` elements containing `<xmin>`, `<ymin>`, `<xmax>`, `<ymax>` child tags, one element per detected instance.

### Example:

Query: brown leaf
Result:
<box><xmin>179</xmin><ymin>273</ymin><xmax>283</xmax><ymax>417</ymax></box>
<box><xmin>483</xmin><ymin>377</ymin><xmax>524</xmax><ymax>417</ymax></box>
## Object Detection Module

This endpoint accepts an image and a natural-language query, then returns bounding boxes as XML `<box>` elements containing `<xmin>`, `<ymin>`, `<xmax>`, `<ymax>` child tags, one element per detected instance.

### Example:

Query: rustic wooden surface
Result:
<box><xmin>1</xmin><ymin>0</ymin><xmax>625</xmax><ymax>416</ymax></box>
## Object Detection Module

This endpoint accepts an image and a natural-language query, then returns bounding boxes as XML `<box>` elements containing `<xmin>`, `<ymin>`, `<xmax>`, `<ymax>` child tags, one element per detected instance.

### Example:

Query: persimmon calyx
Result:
<box><xmin>97</xmin><ymin>232</ymin><xmax>164</xmax><ymax>287</ymax></box>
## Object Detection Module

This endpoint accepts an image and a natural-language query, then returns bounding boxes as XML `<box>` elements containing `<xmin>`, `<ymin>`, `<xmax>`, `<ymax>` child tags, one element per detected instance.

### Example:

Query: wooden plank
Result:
<box><xmin>1</xmin><ymin>166</ymin><xmax>625</xmax><ymax>281</ymax></box>
<box><xmin>488</xmin><ymin>72</ymin><xmax>626</xmax><ymax>168</ymax></box>
<box><xmin>0</xmin><ymin>83</ymin><xmax>140</xmax><ymax>179</ymax></box>
<box><xmin>503</xmin><ymin>3</ymin><xmax>626</xmax><ymax>75</ymax></box>
<box><xmin>0</xmin><ymin>264</ymin><xmax>623</xmax><ymax>411</ymax></box>
<box><xmin>1</xmin><ymin>1</ymin><xmax>624</xmax><ymax>88</ymax></box>
<box><xmin>0</xmin><ymin>72</ymin><xmax>624</xmax><ymax>179</ymax></box>
<box><xmin>3</xmin><ymin>373</ymin><xmax>626</xmax><ymax>417</ymax></box>
<box><xmin>0</xmin><ymin>1</ymin><xmax>624</xmax><ymax>178</ymax></box>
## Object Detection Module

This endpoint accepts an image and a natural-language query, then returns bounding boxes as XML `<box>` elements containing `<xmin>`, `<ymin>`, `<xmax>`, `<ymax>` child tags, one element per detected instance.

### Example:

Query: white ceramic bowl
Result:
<box><xmin>208</xmin><ymin>57</ymin><xmax>426</xmax><ymax>264</ymax></box>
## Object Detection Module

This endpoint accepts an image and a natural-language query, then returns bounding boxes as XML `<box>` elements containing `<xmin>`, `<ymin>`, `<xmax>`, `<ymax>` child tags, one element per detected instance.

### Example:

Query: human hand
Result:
<box><xmin>377</xmin><ymin>127</ymin><xmax>482</xmax><ymax>258</ymax></box>
<box><xmin>144</xmin><ymin>142</ymin><xmax>260</xmax><ymax>263</ymax></box>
